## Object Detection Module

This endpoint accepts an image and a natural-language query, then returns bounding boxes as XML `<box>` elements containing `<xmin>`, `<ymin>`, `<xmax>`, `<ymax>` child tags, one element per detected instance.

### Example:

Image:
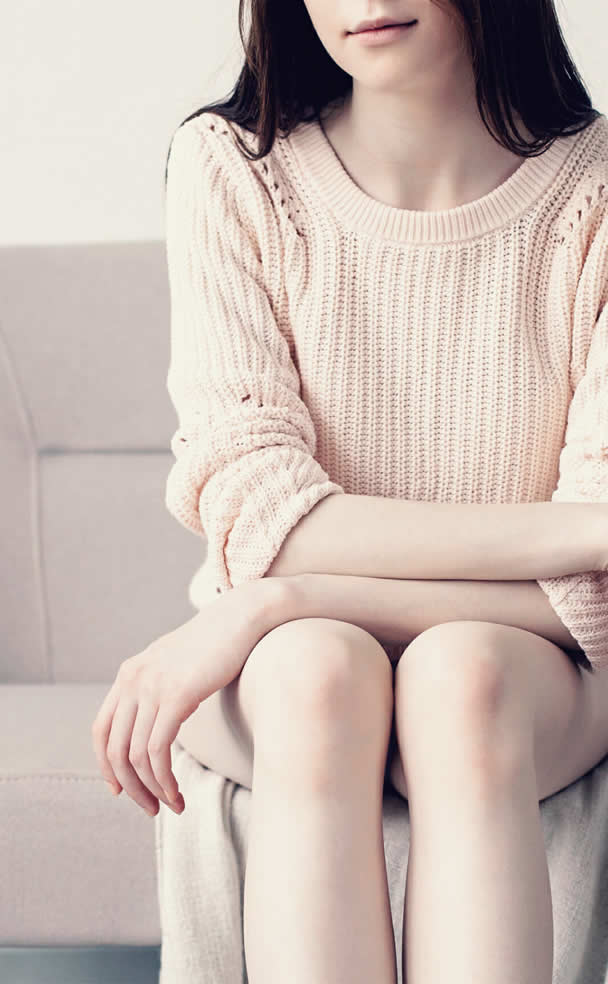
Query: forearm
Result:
<box><xmin>268</xmin><ymin>572</ymin><xmax>583</xmax><ymax>654</ymax></box>
<box><xmin>265</xmin><ymin>494</ymin><xmax>606</xmax><ymax>582</ymax></box>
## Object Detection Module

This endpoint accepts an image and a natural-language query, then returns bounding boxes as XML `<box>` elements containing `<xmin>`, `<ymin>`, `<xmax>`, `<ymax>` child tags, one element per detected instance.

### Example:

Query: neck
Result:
<box><xmin>321</xmin><ymin>89</ymin><xmax>536</xmax><ymax>212</ymax></box>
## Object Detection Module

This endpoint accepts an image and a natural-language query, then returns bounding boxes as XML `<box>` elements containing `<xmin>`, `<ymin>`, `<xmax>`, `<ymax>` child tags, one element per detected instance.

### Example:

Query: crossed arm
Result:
<box><xmin>261</xmin><ymin>495</ymin><xmax>608</xmax><ymax>659</ymax></box>
<box><xmin>269</xmin><ymin>572</ymin><xmax>582</xmax><ymax>655</ymax></box>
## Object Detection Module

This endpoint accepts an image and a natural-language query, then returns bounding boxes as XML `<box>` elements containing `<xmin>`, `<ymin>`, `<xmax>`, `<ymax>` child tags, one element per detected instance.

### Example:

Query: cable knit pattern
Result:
<box><xmin>164</xmin><ymin>109</ymin><xmax>608</xmax><ymax>672</ymax></box>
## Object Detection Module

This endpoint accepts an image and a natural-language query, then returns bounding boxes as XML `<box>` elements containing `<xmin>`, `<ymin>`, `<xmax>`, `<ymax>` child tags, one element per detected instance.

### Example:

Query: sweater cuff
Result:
<box><xmin>198</xmin><ymin>444</ymin><xmax>345</xmax><ymax>592</ymax></box>
<box><xmin>537</xmin><ymin>571</ymin><xmax>608</xmax><ymax>672</ymax></box>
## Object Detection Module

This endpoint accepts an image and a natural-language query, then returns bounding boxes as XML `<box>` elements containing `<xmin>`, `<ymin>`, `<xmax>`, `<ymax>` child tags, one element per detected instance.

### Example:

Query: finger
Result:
<box><xmin>129</xmin><ymin>698</ymin><xmax>182</xmax><ymax>810</ymax></box>
<box><xmin>91</xmin><ymin>683</ymin><xmax>123</xmax><ymax>795</ymax></box>
<box><xmin>107</xmin><ymin>696</ymin><xmax>159</xmax><ymax>815</ymax></box>
<box><xmin>148</xmin><ymin>699</ymin><xmax>191</xmax><ymax>805</ymax></box>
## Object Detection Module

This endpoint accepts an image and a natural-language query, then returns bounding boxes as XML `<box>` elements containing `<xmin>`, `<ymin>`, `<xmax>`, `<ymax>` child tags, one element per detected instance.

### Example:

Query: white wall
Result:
<box><xmin>3</xmin><ymin>0</ymin><xmax>606</xmax><ymax>245</ymax></box>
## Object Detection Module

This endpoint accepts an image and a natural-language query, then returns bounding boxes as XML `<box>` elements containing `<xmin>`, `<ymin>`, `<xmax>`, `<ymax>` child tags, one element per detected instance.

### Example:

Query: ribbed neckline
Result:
<box><xmin>285</xmin><ymin>113</ymin><xmax>600</xmax><ymax>244</ymax></box>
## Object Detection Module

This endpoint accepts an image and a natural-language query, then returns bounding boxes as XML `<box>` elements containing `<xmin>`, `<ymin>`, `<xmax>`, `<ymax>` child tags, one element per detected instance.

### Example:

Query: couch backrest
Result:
<box><xmin>1</xmin><ymin>243</ymin><xmax>205</xmax><ymax>684</ymax></box>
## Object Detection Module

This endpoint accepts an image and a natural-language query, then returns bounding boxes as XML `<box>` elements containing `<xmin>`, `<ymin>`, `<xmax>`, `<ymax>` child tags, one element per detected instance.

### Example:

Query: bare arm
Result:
<box><xmin>265</xmin><ymin>494</ymin><xmax>607</xmax><ymax>582</ymax></box>
<box><xmin>276</xmin><ymin>572</ymin><xmax>583</xmax><ymax>655</ymax></box>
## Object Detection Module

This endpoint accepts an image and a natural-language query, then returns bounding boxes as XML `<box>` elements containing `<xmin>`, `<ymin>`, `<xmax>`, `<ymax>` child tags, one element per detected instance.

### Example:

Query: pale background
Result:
<box><xmin>2</xmin><ymin>0</ymin><xmax>606</xmax><ymax>246</ymax></box>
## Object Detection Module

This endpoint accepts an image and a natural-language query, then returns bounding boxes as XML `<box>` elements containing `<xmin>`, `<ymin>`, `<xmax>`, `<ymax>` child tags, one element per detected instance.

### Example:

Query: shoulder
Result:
<box><xmin>553</xmin><ymin>114</ymin><xmax>608</xmax><ymax>249</ymax></box>
<box><xmin>553</xmin><ymin>116</ymin><xmax>608</xmax><ymax>387</ymax></box>
<box><xmin>166</xmin><ymin>111</ymin><xmax>300</xmax><ymax>230</ymax></box>
<box><xmin>550</xmin><ymin>115</ymin><xmax>608</xmax><ymax>315</ymax></box>
<box><xmin>166</xmin><ymin>112</ymin><xmax>253</xmax><ymax>188</ymax></box>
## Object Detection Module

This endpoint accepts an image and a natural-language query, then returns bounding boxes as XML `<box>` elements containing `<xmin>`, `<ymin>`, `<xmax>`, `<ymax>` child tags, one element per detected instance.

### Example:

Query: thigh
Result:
<box><xmin>386</xmin><ymin>621</ymin><xmax>608</xmax><ymax>803</ymax></box>
<box><xmin>176</xmin><ymin>616</ymin><xmax>393</xmax><ymax>791</ymax></box>
<box><xmin>525</xmin><ymin>638</ymin><xmax>608</xmax><ymax>800</ymax></box>
<box><xmin>176</xmin><ymin>670</ymin><xmax>256</xmax><ymax>790</ymax></box>
<box><xmin>487</xmin><ymin>625</ymin><xmax>608</xmax><ymax>800</ymax></box>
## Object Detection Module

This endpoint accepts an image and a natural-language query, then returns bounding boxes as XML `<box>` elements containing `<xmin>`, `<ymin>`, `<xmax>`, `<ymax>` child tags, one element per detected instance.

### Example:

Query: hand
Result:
<box><xmin>91</xmin><ymin>579</ymin><xmax>282</xmax><ymax>818</ymax></box>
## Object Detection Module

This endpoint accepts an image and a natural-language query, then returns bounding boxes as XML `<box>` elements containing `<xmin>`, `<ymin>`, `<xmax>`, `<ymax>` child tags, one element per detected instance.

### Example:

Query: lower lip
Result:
<box><xmin>349</xmin><ymin>21</ymin><xmax>417</xmax><ymax>45</ymax></box>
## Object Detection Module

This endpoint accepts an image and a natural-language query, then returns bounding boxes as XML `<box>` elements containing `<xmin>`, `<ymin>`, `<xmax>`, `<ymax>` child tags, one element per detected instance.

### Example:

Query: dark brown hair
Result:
<box><xmin>164</xmin><ymin>0</ymin><xmax>602</xmax><ymax>183</ymax></box>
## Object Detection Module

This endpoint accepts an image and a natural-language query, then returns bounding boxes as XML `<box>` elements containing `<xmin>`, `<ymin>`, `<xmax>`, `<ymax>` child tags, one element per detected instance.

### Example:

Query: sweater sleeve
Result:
<box><xmin>536</xmin><ymin>300</ymin><xmax>608</xmax><ymax>673</ymax></box>
<box><xmin>163</xmin><ymin>115</ymin><xmax>345</xmax><ymax>593</ymax></box>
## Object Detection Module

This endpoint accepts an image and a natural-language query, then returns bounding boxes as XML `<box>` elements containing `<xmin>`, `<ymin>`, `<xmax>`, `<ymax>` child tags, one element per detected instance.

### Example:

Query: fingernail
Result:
<box><xmin>145</xmin><ymin>804</ymin><xmax>158</xmax><ymax>817</ymax></box>
<box><xmin>171</xmin><ymin>794</ymin><xmax>185</xmax><ymax>813</ymax></box>
<box><xmin>105</xmin><ymin>780</ymin><xmax>120</xmax><ymax>796</ymax></box>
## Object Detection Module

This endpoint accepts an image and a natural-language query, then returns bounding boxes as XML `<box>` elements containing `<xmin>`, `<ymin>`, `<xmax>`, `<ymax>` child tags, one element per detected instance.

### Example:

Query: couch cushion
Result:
<box><xmin>0</xmin><ymin>242</ymin><xmax>171</xmax><ymax>450</ymax></box>
<box><xmin>0</xmin><ymin>242</ymin><xmax>208</xmax><ymax>684</ymax></box>
<box><xmin>0</xmin><ymin>683</ymin><xmax>161</xmax><ymax>945</ymax></box>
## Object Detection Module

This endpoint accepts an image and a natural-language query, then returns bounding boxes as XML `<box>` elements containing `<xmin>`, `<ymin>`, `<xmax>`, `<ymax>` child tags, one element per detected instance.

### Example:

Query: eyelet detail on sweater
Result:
<box><xmin>206</xmin><ymin>115</ymin><xmax>306</xmax><ymax>238</ymax></box>
<box><xmin>240</xmin><ymin>392</ymin><xmax>265</xmax><ymax>407</ymax></box>
<box><xmin>555</xmin><ymin>170</ymin><xmax>607</xmax><ymax>245</ymax></box>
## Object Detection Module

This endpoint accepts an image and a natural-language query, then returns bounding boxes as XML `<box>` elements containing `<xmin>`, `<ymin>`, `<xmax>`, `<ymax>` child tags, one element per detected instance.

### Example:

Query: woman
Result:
<box><xmin>92</xmin><ymin>1</ymin><xmax>608</xmax><ymax>981</ymax></box>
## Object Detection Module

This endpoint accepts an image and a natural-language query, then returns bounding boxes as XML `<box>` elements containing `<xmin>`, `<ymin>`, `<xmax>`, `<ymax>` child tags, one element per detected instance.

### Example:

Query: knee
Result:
<box><xmin>397</xmin><ymin>621</ymin><xmax>513</xmax><ymax>716</ymax></box>
<box><xmin>248</xmin><ymin>617</ymin><xmax>394</xmax><ymax>736</ymax></box>
<box><xmin>394</xmin><ymin>621</ymin><xmax>527</xmax><ymax>775</ymax></box>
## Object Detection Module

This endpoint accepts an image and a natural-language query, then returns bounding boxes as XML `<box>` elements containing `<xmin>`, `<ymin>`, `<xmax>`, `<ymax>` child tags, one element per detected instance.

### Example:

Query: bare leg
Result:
<box><xmin>403</xmin><ymin>742</ymin><xmax>552</xmax><ymax>983</ymax></box>
<box><xmin>394</xmin><ymin>627</ymin><xmax>554</xmax><ymax>984</ymax></box>
<box><xmin>242</xmin><ymin>623</ymin><xmax>398</xmax><ymax>984</ymax></box>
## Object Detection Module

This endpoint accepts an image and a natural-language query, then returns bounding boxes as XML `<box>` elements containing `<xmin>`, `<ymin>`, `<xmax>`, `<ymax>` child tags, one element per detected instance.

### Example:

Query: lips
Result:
<box><xmin>351</xmin><ymin>17</ymin><xmax>417</xmax><ymax>34</ymax></box>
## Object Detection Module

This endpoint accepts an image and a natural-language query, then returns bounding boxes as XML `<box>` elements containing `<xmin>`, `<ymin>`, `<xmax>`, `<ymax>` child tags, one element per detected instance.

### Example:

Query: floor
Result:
<box><xmin>0</xmin><ymin>946</ymin><xmax>160</xmax><ymax>984</ymax></box>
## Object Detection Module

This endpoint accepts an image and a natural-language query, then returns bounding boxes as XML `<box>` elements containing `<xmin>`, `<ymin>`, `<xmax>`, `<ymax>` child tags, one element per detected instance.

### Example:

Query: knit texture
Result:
<box><xmin>164</xmin><ymin>109</ymin><xmax>608</xmax><ymax>672</ymax></box>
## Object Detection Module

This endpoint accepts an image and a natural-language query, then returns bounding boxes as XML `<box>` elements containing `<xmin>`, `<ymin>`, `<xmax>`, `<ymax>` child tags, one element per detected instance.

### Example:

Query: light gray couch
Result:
<box><xmin>0</xmin><ymin>242</ymin><xmax>206</xmax><ymax>981</ymax></box>
<box><xmin>3</xmin><ymin>242</ymin><xmax>608</xmax><ymax>984</ymax></box>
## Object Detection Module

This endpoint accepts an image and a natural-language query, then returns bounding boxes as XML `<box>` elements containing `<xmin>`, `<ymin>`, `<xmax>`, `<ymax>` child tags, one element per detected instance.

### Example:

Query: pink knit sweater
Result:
<box><xmin>164</xmin><ymin>109</ymin><xmax>608</xmax><ymax>672</ymax></box>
